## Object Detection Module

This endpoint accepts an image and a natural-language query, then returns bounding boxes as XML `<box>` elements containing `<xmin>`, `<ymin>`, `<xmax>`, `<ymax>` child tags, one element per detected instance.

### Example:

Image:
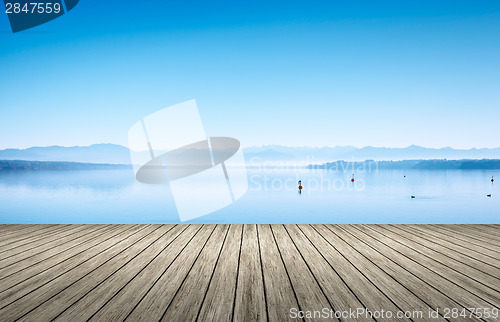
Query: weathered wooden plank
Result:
<box><xmin>430</xmin><ymin>225</ymin><xmax>500</xmax><ymax>250</ymax></box>
<box><xmin>403</xmin><ymin>225</ymin><xmax>500</xmax><ymax>267</ymax></box>
<box><xmin>233</xmin><ymin>224</ymin><xmax>267</xmax><ymax>322</ymax></box>
<box><xmin>320</xmin><ymin>225</ymin><xmax>478</xmax><ymax>322</ymax></box>
<box><xmin>0</xmin><ymin>225</ymin><xmax>57</xmax><ymax>243</ymax></box>
<box><xmin>0</xmin><ymin>225</ymin><xmax>28</xmax><ymax>233</ymax></box>
<box><xmin>422</xmin><ymin>225</ymin><xmax>500</xmax><ymax>255</ymax></box>
<box><xmin>88</xmin><ymin>225</ymin><xmax>202</xmax><ymax>322</ymax></box>
<box><xmin>467</xmin><ymin>225</ymin><xmax>500</xmax><ymax>236</ymax></box>
<box><xmin>369</xmin><ymin>225</ymin><xmax>500</xmax><ymax>289</ymax></box>
<box><xmin>125</xmin><ymin>225</ymin><xmax>216</xmax><ymax>321</ymax></box>
<box><xmin>257</xmin><ymin>224</ymin><xmax>299</xmax><ymax>321</ymax></box>
<box><xmin>0</xmin><ymin>225</ymin><xmax>128</xmax><ymax>295</ymax></box>
<box><xmin>284</xmin><ymin>224</ymin><xmax>371</xmax><ymax>322</ymax></box>
<box><xmin>0</xmin><ymin>225</ymin><xmax>108</xmax><ymax>270</ymax></box>
<box><xmin>0</xmin><ymin>225</ymin><xmax>96</xmax><ymax>262</ymax></box>
<box><xmin>197</xmin><ymin>224</ymin><xmax>242</xmax><ymax>322</ymax></box>
<box><xmin>441</xmin><ymin>225</ymin><xmax>500</xmax><ymax>243</ymax></box>
<box><xmin>16</xmin><ymin>225</ymin><xmax>174</xmax><ymax>322</ymax></box>
<box><xmin>312</xmin><ymin>224</ymin><xmax>436</xmax><ymax>322</ymax></box>
<box><xmin>271</xmin><ymin>224</ymin><xmax>336</xmax><ymax>321</ymax></box>
<box><xmin>347</xmin><ymin>225</ymin><xmax>499</xmax><ymax>315</ymax></box>
<box><xmin>0</xmin><ymin>225</ymin><xmax>68</xmax><ymax>247</ymax></box>
<box><xmin>0</xmin><ymin>225</ymin><xmax>71</xmax><ymax>252</ymax></box>
<box><xmin>52</xmin><ymin>225</ymin><xmax>186</xmax><ymax>321</ymax></box>
<box><xmin>0</xmin><ymin>225</ymin><xmax>36</xmax><ymax>238</ymax></box>
<box><xmin>0</xmin><ymin>225</ymin><xmax>158</xmax><ymax>321</ymax></box>
<box><xmin>0</xmin><ymin>224</ymin><xmax>497</xmax><ymax>322</ymax></box>
<box><xmin>357</xmin><ymin>225</ymin><xmax>500</xmax><ymax>308</ymax></box>
<box><xmin>383</xmin><ymin>225</ymin><xmax>500</xmax><ymax>278</ymax></box>
<box><xmin>161</xmin><ymin>225</ymin><xmax>230</xmax><ymax>321</ymax></box>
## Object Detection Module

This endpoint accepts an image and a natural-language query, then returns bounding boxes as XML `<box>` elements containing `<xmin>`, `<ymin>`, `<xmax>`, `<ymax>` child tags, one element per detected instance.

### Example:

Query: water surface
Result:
<box><xmin>0</xmin><ymin>168</ymin><xmax>498</xmax><ymax>224</ymax></box>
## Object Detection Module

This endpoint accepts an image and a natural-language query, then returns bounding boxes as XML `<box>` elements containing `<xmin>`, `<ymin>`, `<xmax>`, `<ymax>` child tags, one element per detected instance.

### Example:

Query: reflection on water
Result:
<box><xmin>0</xmin><ymin>168</ymin><xmax>498</xmax><ymax>224</ymax></box>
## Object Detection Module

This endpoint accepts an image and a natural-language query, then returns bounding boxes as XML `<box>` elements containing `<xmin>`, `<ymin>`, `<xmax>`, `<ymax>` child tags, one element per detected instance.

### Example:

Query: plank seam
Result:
<box><xmin>51</xmin><ymin>225</ymin><xmax>180</xmax><ymax>321</ymax></box>
<box><xmin>0</xmin><ymin>225</ymin><xmax>131</xmax><ymax>294</ymax></box>
<box><xmin>328</xmin><ymin>225</ymin><xmax>452</xmax><ymax>321</ymax></box>
<box><xmin>298</xmin><ymin>224</ymin><xmax>373</xmax><ymax>319</ymax></box>
<box><xmin>350</xmin><ymin>225</ymin><xmax>500</xmax><ymax>310</ymax></box>
<box><xmin>195</xmin><ymin>225</ymin><xmax>232</xmax><ymax>322</ymax></box>
<box><xmin>382</xmin><ymin>225</ymin><xmax>500</xmax><ymax>281</ymax></box>
<box><xmin>367</xmin><ymin>225</ymin><xmax>500</xmax><ymax>298</ymax></box>
<box><xmin>0</xmin><ymin>225</ymin><xmax>151</xmax><ymax>313</ymax></box>
<box><xmin>0</xmin><ymin>225</ymin><xmax>71</xmax><ymax>252</ymax></box>
<box><xmin>0</xmin><ymin>225</ymin><xmax>109</xmax><ymax>271</ymax></box>
<box><xmin>414</xmin><ymin>226</ymin><xmax>500</xmax><ymax>257</ymax></box>
<box><xmin>13</xmin><ymin>225</ymin><xmax>161</xmax><ymax>321</ymax></box>
<box><xmin>158</xmin><ymin>225</ymin><xmax>219</xmax><ymax>321</ymax></box>
<box><xmin>429</xmin><ymin>225</ymin><xmax>500</xmax><ymax>251</ymax></box>
<box><xmin>0</xmin><ymin>225</ymin><xmax>119</xmax><ymax>284</ymax></box>
<box><xmin>122</xmin><ymin>225</ymin><xmax>205</xmax><ymax>321</ymax></box>
<box><xmin>87</xmin><ymin>225</ymin><xmax>191</xmax><ymax>321</ymax></box>
<box><xmin>401</xmin><ymin>225</ymin><xmax>500</xmax><ymax>266</ymax></box>
<box><xmin>230</xmin><ymin>225</ymin><xmax>244</xmax><ymax>322</ymax></box>
<box><xmin>282</xmin><ymin>225</ymin><xmax>337</xmax><ymax>316</ymax></box>
<box><xmin>256</xmin><ymin>224</ymin><xmax>269</xmax><ymax>322</ymax></box>
<box><xmin>438</xmin><ymin>225</ymin><xmax>500</xmax><ymax>243</ymax></box>
<box><xmin>268</xmin><ymin>225</ymin><xmax>303</xmax><ymax>321</ymax></box>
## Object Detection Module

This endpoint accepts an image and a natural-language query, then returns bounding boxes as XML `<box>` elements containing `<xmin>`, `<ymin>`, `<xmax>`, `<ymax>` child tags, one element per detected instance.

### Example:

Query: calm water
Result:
<box><xmin>0</xmin><ymin>168</ymin><xmax>498</xmax><ymax>224</ymax></box>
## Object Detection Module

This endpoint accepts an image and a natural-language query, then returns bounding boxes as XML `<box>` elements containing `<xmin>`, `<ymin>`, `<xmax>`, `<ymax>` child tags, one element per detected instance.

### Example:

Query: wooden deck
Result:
<box><xmin>0</xmin><ymin>224</ymin><xmax>498</xmax><ymax>321</ymax></box>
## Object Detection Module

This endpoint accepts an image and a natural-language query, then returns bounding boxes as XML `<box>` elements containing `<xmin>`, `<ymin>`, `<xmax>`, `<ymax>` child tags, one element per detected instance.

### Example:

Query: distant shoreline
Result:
<box><xmin>308</xmin><ymin>159</ymin><xmax>500</xmax><ymax>171</ymax></box>
<box><xmin>0</xmin><ymin>160</ymin><xmax>132</xmax><ymax>171</ymax></box>
<box><xmin>2</xmin><ymin>159</ymin><xmax>500</xmax><ymax>171</ymax></box>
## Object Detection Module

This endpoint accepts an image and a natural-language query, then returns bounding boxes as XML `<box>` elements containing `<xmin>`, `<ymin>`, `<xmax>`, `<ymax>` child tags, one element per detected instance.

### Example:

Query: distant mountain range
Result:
<box><xmin>0</xmin><ymin>144</ymin><xmax>131</xmax><ymax>164</ymax></box>
<box><xmin>244</xmin><ymin>145</ymin><xmax>500</xmax><ymax>164</ymax></box>
<box><xmin>1</xmin><ymin>144</ymin><xmax>500</xmax><ymax>165</ymax></box>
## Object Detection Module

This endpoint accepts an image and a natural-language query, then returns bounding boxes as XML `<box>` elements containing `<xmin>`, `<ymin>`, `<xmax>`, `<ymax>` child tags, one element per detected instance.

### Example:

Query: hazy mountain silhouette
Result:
<box><xmin>333</xmin><ymin>145</ymin><xmax>500</xmax><ymax>161</ymax></box>
<box><xmin>244</xmin><ymin>145</ymin><xmax>500</xmax><ymax>163</ymax></box>
<box><xmin>0</xmin><ymin>144</ymin><xmax>130</xmax><ymax>164</ymax></box>
<box><xmin>1</xmin><ymin>144</ymin><xmax>500</xmax><ymax>165</ymax></box>
<box><xmin>244</xmin><ymin>145</ymin><xmax>358</xmax><ymax>164</ymax></box>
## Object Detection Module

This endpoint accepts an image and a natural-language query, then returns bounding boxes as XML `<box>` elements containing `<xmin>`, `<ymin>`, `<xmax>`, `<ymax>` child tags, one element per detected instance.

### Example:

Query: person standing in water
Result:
<box><xmin>298</xmin><ymin>180</ymin><xmax>303</xmax><ymax>193</ymax></box>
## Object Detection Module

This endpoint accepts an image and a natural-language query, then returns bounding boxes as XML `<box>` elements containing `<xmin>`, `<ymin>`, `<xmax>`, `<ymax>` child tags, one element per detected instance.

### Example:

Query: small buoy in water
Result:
<box><xmin>492</xmin><ymin>176</ymin><xmax>495</xmax><ymax>183</ymax></box>
<box><xmin>404</xmin><ymin>175</ymin><xmax>406</xmax><ymax>178</ymax></box>
<box><xmin>487</xmin><ymin>194</ymin><xmax>492</xmax><ymax>197</ymax></box>
<box><xmin>411</xmin><ymin>195</ymin><xmax>416</xmax><ymax>199</ymax></box>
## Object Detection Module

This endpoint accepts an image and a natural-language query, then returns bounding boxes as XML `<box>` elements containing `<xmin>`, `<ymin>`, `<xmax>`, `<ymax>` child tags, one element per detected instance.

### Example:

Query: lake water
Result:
<box><xmin>0</xmin><ymin>167</ymin><xmax>498</xmax><ymax>224</ymax></box>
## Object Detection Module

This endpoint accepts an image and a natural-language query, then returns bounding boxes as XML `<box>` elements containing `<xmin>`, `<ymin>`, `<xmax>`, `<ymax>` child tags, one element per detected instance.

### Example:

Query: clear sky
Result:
<box><xmin>1</xmin><ymin>0</ymin><xmax>499</xmax><ymax>149</ymax></box>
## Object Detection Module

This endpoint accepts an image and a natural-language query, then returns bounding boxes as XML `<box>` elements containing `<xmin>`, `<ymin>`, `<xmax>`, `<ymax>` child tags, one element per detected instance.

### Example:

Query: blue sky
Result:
<box><xmin>1</xmin><ymin>0</ymin><xmax>499</xmax><ymax>149</ymax></box>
